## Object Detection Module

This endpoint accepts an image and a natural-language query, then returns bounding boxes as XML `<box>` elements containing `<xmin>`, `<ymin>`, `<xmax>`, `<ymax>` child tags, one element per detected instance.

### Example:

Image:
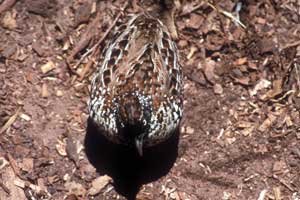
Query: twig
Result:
<box><xmin>205</xmin><ymin>1</ymin><xmax>246</xmax><ymax>29</ymax></box>
<box><xmin>92</xmin><ymin>1</ymin><xmax>129</xmax><ymax>53</ymax></box>
<box><xmin>67</xmin><ymin>12</ymin><xmax>102</xmax><ymax>63</ymax></box>
<box><xmin>70</xmin><ymin>42</ymin><xmax>97</xmax><ymax>73</ymax></box>
<box><xmin>78</xmin><ymin>56</ymin><xmax>95</xmax><ymax>82</ymax></box>
<box><xmin>6</xmin><ymin>153</ymin><xmax>20</xmax><ymax>178</ymax></box>
<box><xmin>257</xmin><ymin>189</ymin><xmax>267</xmax><ymax>200</ymax></box>
<box><xmin>0</xmin><ymin>181</ymin><xmax>10</xmax><ymax>195</ymax></box>
<box><xmin>294</xmin><ymin>63</ymin><xmax>300</xmax><ymax>90</ymax></box>
<box><xmin>280</xmin><ymin>40</ymin><xmax>300</xmax><ymax>51</ymax></box>
<box><xmin>272</xmin><ymin>174</ymin><xmax>295</xmax><ymax>192</ymax></box>
<box><xmin>0</xmin><ymin>0</ymin><xmax>16</xmax><ymax>14</ymax></box>
<box><xmin>73</xmin><ymin>1</ymin><xmax>129</xmax><ymax>80</ymax></box>
<box><xmin>0</xmin><ymin>107</ymin><xmax>20</xmax><ymax>134</ymax></box>
<box><xmin>180</xmin><ymin>3</ymin><xmax>204</xmax><ymax>16</ymax></box>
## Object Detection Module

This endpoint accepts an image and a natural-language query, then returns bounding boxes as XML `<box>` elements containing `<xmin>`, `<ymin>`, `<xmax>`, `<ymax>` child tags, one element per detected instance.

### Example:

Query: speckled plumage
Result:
<box><xmin>89</xmin><ymin>12</ymin><xmax>183</xmax><ymax>151</ymax></box>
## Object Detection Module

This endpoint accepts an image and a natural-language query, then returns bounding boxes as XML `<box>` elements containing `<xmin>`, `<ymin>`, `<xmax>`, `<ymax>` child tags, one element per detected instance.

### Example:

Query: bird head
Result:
<box><xmin>117</xmin><ymin>92</ymin><xmax>152</xmax><ymax>156</ymax></box>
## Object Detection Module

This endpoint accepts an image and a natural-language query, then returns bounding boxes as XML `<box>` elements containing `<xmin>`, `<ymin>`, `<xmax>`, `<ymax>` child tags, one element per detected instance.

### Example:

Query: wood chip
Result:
<box><xmin>0</xmin><ymin>181</ymin><xmax>10</xmax><ymax>195</ymax></box>
<box><xmin>186</xmin><ymin>13</ymin><xmax>203</xmax><ymax>29</ymax></box>
<box><xmin>13</xmin><ymin>178</ymin><xmax>25</xmax><ymax>188</ymax></box>
<box><xmin>256</xmin><ymin>17</ymin><xmax>266</xmax><ymax>24</ymax></box>
<box><xmin>213</xmin><ymin>83</ymin><xmax>223</xmax><ymax>94</ymax></box>
<box><xmin>65</xmin><ymin>181</ymin><xmax>86</xmax><ymax>197</ymax></box>
<box><xmin>55</xmin><ymin>139</ymin><xmax>67</xmax><ymax>157</ymax></box>
<box><xmin>41</xmin><ymin>61</ymin><xmax>55</xmax><ymax>74</ymax></box>
<box><xmin>240</xmin><ymin>126</ymin><xmax>254</xmax><ymax>136</ymax></box>
<box><xmin>41</xmin><ymin>83</ymin><xmax>49</xmax><ymax>98</ymax></box>
<box><xmin>234</xmin><ymin>57</ymin><xmax>247</xmax><ymax>65</ymax></box>
<box><xmin>204</xmin><ymin>59</ymin><xmax>217</xmax><ymax>84</ymax></box>
<box><xmin>6</xmin><ymin>153</ymin><xmax>20</xmax><ymax>177</ymax></box>
<box><xmin>249</xmin><ymin>79</ymin><xmax>271</xmax><ymax>96</ymax></box>
<box><xmin>273</xmin><ymin>160</ymin><xmax>287</xmax><ymax>174</ymax></box>
<box><xmin>257</xmin><ymin>189</ymin><xmax>267</xmax><ymax>200</ymax></box>
<box><xmin>14</xmin><ymin>177</ymin><xmax>46</xmax><ymax>195</ymax></box>
<box><xmin>66</xmin><ymin>134</ymin><xmax>80</xmax><ymax>166</ymax></box>
<box><xmin>19</xmin><ymin>158</ymin><xmax>33</xmax><ymax>172</ymax></box>
<box><xmin>237</xmin><ymin>121</ymin><xmax>254</xmax><ymax>128</ymax></box>
<box><xmin>0</xmin><ymin>157</ymin><xmax>8</xmax><ymax>170</ymax></box>
<box><xmin>19</xmin><ymin>113</ymin><xmax>31</xmax><ymax>121</ymax></box>
<box><xmin>1</xmin><ymin>11</ymin><xmax>17</xmax><ymax>29</ymax></box>
<box><xmin>187</xmin><ymin>46</ymin><xmax>197</xmax><ymax>59</ymax></box>
<box><xmin>273</xmin><ymin>187</ymin><xmax>281</xmax><ymax>200</ymax></box>
<box><xmin>0</xmin><ymin>0</ymin><xmax>17</xmax><ymax>14</ymax></box>
<box><xmin>88</xmin><ymin>175</ymin><xmax>112</xmax><ymax>196</ymax></box>
<box><xmin>56</xmin><ymin>90</ymin><xmax>63</xmax><ymax>97</ymax></box>
<box><xmin>261</xmin><ymin>79</ymin><xmax>283</xmax><ymax>100</ymax></box>
<box><xmin>258</xmin><ymin>114</ymin><xmax>276</xmax><ymax>132</ymax></box>
<box><xmin>296</xmin><ymin>132</ymin><xmax>300</xmax><ymax>139</ymax></box>
<box><xmin>0</xmin><ymin>107</ymin><xmax>20</xmax><ymax>134</ymax></box>
<box><xmin>185</xmin><ymin>126</ymin><xmax>195</xmax><ymax>134</ymax></box>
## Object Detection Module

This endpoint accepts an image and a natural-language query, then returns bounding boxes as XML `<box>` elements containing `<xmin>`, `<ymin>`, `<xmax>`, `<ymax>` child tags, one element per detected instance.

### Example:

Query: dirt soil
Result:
<box><xmin>1</xmin><ymin>0</ymin><xmax>300</xmax><ymax>199</ymax></box>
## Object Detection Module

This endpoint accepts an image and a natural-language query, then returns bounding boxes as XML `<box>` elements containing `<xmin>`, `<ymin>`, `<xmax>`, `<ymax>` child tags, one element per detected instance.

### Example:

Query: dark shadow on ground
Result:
<box><xmin>84</xmin><ymin>118</ymin><xmax>179</xmax><ymax>200</ymax></box>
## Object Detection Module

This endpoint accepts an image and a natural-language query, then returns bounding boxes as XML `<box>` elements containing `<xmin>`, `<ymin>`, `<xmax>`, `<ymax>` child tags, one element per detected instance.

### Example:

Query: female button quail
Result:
<box><xmin>89</xmin><ymin>11</ymin><xmax>183</xmax><ymax>156</ymax></box>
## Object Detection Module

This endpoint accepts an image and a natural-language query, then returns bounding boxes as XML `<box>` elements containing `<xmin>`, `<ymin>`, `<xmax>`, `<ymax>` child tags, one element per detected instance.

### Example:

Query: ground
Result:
<box><xmin>0</xmin><ymin>0</ymin><xmax>300</xmax><ymax>200</ymax></box>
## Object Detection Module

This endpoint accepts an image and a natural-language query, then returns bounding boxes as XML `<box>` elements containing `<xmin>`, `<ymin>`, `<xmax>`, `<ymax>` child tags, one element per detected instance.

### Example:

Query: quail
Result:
<box><xmin>89</xmin><ymin>3</ymin><xmax>183</xmax><ymax>156</ymax></box>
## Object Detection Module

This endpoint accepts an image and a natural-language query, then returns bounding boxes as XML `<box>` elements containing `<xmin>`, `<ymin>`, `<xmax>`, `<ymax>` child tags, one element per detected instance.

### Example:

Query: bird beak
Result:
<box><xmin>135</xmin><ymin>136</ymin><xmax>144</xmax><ymax>156</ymax></box>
